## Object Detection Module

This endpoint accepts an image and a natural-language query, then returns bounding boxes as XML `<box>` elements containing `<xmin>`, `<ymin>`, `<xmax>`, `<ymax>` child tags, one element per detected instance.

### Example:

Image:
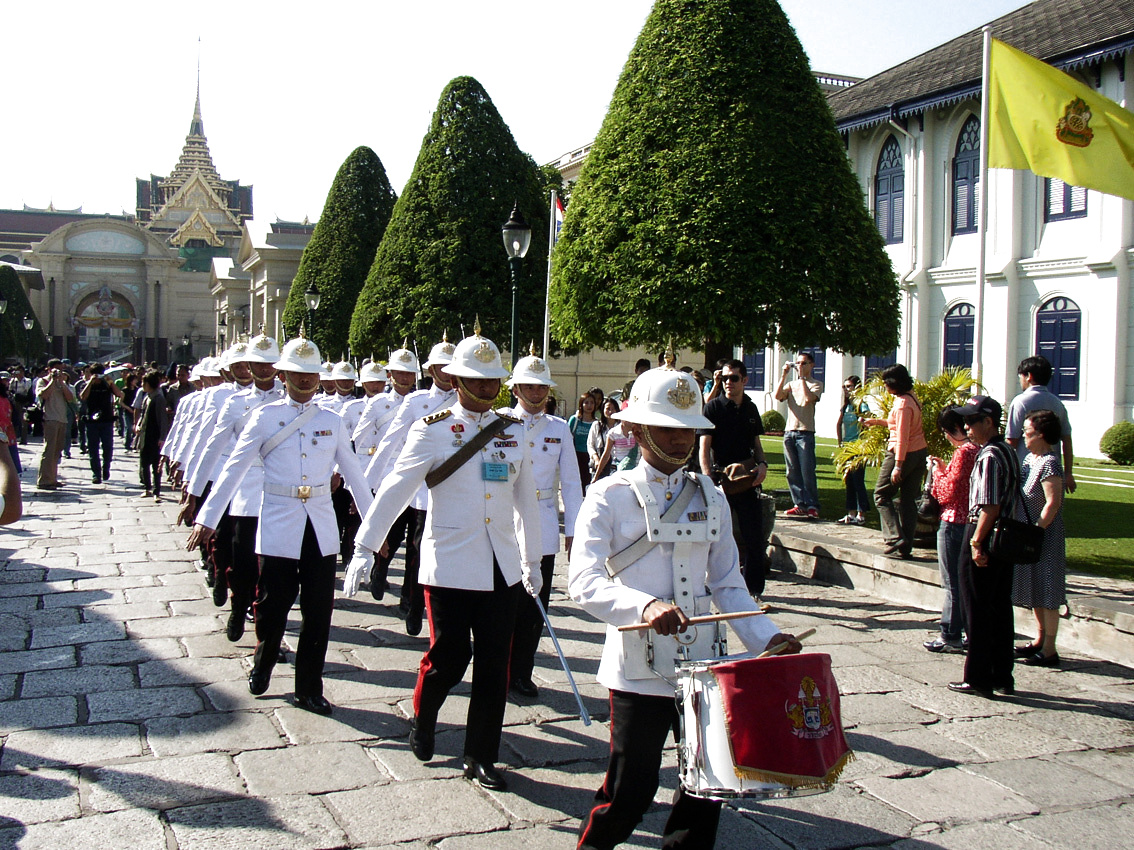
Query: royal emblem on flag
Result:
<box><xmin>786</xmin><ymin>675</ymin><xmax>835</xmax><ymax>740</ymax></box>
<box><xmin>1056</xmin><ymin>98</ymin><xmax>1094</xmax><ymax>148</ymax></box>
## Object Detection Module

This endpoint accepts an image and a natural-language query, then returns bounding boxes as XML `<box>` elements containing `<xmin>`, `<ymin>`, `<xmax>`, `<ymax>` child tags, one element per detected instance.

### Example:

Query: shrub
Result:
<box><xmin>761</xmin><ymin>409</ymin><xmax>786</xmax><ymax>433</ymax></box>
<box><xmin>1100</xmin><ymin>421</ymin><xmax>1134</xmax><ymax>465</ymax></box>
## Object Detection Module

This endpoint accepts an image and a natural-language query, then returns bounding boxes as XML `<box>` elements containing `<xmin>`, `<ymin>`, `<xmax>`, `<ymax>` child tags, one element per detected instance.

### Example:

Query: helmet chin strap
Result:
<box><xmin>284</xmin><ymin>373</ymin><xmax>318</xmax><ymax>401</ymax></box>
<box><xmin>639</xmin><ymin>424</ymin><xmax>694</xmax><ymax>467</ymax></box>
<box><xmin>457</xmin><ymin>377</ymin><xmax>499</xmax><ymax>405</ymax></box>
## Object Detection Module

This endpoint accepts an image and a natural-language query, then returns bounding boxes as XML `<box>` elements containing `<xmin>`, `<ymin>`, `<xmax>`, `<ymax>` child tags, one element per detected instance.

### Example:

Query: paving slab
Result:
<box><xmin>1010</xmin><ymin>801</ymin><xmax>1134</xmax><ymax>849</ymax></box>
<box><xmin>0</xmin><ymin>768</ymin><xmax>80</xmax><ymax>824</ymax></box>
<box><xmin>124</xmin><ymin>583</ymin><xmax>205</xmax><ymax>603</ymax></box>
<box><xmin>137</xmin><ymin>655</ymin><xmax>247</xmax><ymax>687</ymax></box>
<box><xmin>930</xmin><ymin>714</ymin><xmax>1084</xmax><ymax>761</ymax></box>
<box><xmin>86</xmin><ymin>752</ymin><xmax>244</xmax><ymax>812</ymax></box>
<box><xmin>274</xmin><ymin>699</ymin><xmax>410</xmax><ymax>745</ymax></box>
<box><xmin>41</xmin><ymin>588</ymin><xmax>125</xmax><ymax>608</ymax></box>
<box><xmin>435</xmin><ymin>824</ymin><xmax>578</xmax><ymax>850</ymax></box>
<box><xmin>889</xmin><ymin>820</ymin><xmax>1052</xmax><ymax>849</ymax></box>
<box><xmin>962</xmin><ymin>755</ymin><xmax>1130</xmax><ymax>808</ymax></box>
<box><xmin>324</xmin><ymin>778</ymin><xmax>510</xmax><ymax>845</ymax></box>
<box><xmin>842</xmin><ymin>692</ymin><xmax>939</xmax><ymax>728</ymax></box>
<box><xmin>21</xmin><ymin>664</ymin><xmax>136</xmax><ymax>698</ymax></box>
<box><xmin>499</xmin><ymin>717</ymin><xmax>612</xmax><ymax>768</ymax></box>
<box><xmin>29</xmin><ymin>620</ymin><xmax>126</xmax><ymax>649</ymax></box>
<box><xmin>235</xmin><ymin>740</ymin><xmax>387</xmax><ymax>795</ymax></box>
<box><xmin>145</xmin><ymin>710</ymin><xmax>286</xmax><ymax>757</ymax></box>
<box><xmin>843</xmin><ymin>724</ymin><xmax>983</xmax><ymax>779</ymax></box>
<box><xmin>125</xmin><ymin>613</ymin><xmax>220</xmax><ymax>639</ymax></box>
<box><xmin>0</xmin><ymin>696</ymin><xmax>77</xmax><ymax>732</ymax></box>
<box><xmin>857</xmin><ymin>768</ymin><xmax>1038</xmax><ymax>823</ymax></box>
<box><xmin>1045</xmin><ymin>747</ymin><xmax>1134</xmax><ymax>789</ymax></box>
<box><xmin>1015</xmin><ymin>705</ymin><xmax>1134</xmax><ymax>749</ymax></box>
<box><xmin>1</xmin><ymin>722</ymin><xmax>144</xmax><ymax>769</ymax></box>
<box><xmin>0</xmin><ymin>645</ymin><xmax>75</xmax><ymax>676</ymax></box>
<box><xmin>80</xmin><ymin>636</ymin><xmax>183</xmax><ymax>665</ymax></box>
<box><xmin>86</xmin><ymin>685</ymin><xmax>204</xmax><ymax>723</ymax></box>
<box><xmin>470</xmin><ymin>761</ymin><xmax>600</xmax><ymax>826</ymax></box>
<box><xmin>0</xmin><ymin>807</ymin><xmax>167</xmax><ymax>850</ymax></box>
<box><xmin>165</xmin><ymin>795</ymin><xmax>347</xmax><ymax>850</ymax></box>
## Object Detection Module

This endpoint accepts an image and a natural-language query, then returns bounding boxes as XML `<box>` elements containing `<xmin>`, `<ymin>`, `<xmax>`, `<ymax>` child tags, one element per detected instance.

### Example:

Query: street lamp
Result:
<box><xmin>304</xmin><ymin>282</ymin><xmax>321</xmax><ymax>340</ymax></box>
<box><xmin>182</xmin><ymin>334</ymin><xmax>192</xmax><ymax>361</ymax></box>
<box><xmin>23</xmin><ymin>316</ymin><xmax>33</xmax><ymax>368</ymax></box>
<box><xmin>501</xmin><ymin>203</ymin><xmax>531</xmax><ymax>370</ymax></box>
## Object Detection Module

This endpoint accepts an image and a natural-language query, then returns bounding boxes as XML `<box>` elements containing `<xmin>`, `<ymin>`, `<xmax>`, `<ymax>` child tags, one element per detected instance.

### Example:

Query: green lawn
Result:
<box><xmin>760</xmin><ymin>436</ymin><xmax>1134</xmax><ymax>583</ymax></box>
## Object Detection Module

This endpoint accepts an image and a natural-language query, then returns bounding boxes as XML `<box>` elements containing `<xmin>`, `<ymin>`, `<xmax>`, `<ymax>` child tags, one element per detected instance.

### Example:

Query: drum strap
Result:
<box><xmin>604</xmin><ymin>478</ymin><xmax>697</xmax><ymax>577</ymax></box>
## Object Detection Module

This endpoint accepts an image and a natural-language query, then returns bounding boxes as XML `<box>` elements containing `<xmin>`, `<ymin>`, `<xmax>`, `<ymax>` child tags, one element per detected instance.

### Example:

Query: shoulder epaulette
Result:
<box><xmin>423</xmin><ymin>409</ymin><xmax>453</xmax><ymax>425</ymax></box>
<box><xmin>496</xmin><ymin>411</ymin><xmax>522</xmax><ymax>424</ymax></box>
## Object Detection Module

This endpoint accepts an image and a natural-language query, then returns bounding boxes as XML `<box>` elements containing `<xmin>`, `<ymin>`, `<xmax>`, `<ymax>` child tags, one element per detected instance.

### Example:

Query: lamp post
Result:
<box><xmin>23</xmin><ymin>316</ymin><xmax>33</xmax><ymax>368</ymax></box>
<box><xmin>182</xmin><ymin>334</ymin><xmax>192</xmax><ymax>361</ymax></box>
<box><xmin>217</xmin><ymin>314</ymin><xmax>227</xmax><ymax>348</ymax></box>
<box><xmin>501</xmin><ymin>203</ymin><xmax>531</xmax><ymax>369</ymax></box>
<box><xmin>304</xmin><ymin>282</ymin><xmax>321</xmax><ymax>341</ymax></box>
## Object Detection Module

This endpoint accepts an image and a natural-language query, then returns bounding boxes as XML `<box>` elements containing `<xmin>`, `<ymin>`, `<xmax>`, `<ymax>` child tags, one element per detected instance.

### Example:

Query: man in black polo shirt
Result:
<box><xmin>698</xmin><ymin>359</ymin><xmax>768</xmax><ymax>597</ymax></box>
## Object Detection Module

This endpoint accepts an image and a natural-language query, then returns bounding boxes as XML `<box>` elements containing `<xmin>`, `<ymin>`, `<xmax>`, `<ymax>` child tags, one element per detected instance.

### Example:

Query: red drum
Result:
<box><xmin>677</xmin><ymin>653</ymin><xmax>852</xmax><ymax>799</ymax></box>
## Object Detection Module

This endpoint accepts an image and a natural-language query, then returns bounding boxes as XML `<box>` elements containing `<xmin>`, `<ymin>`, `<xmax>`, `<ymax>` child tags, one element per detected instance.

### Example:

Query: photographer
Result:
<box><xmin>79</xmin><ymin>362</ymin><xmax>123</xmax><ymax>484</ymax></box>
<box><xmin>34</xmin><ymin>359</ymin><xmax>74</xmax><ymax>490</ymax></box>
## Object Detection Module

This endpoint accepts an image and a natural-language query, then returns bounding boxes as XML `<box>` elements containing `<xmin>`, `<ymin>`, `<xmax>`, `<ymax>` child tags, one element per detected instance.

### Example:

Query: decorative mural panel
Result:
<box><xmin>70</xmin><ymin>265</ymin><xmax>140</xmax><ymax>276</ymax></box>
<box><xmin>65</xmin><ymin>231</ymin><xmax>145</xmax><ymax>255</ymax></box>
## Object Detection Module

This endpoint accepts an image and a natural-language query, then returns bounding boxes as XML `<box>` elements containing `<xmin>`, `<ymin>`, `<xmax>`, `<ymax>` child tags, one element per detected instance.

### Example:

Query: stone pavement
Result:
<box><xmin>1</xmin><ymin>444</ymin><xmax>1132</xmax><ymax>849</ymax></box>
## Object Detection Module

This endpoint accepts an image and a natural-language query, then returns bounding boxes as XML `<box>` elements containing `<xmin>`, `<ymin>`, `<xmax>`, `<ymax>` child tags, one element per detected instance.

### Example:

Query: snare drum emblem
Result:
<box><xmin>785</xmin><ymin>675</ymin><xmax>834</xmax><ymax>739</ymax></box>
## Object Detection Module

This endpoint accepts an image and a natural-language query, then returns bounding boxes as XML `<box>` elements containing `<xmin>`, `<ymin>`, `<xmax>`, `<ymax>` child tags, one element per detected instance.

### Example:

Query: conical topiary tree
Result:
<box><xmin>551</xmin><ymin>0</ymin><xmax>900</xmax><ymax>366</ymax></box>
<box><xmin>282</xmin><ymin>146</ymin><xmax>397</xmax><ymax>356</ymax></box>
<box><xmin>0</xmin><ymin>265</ymin><xmax>45</xmax><ymax>365</ymax></box>
<box><xmin>349</xmin><ymin>77</ymin><xmax>552</xmax><ymax>359</ymax></box>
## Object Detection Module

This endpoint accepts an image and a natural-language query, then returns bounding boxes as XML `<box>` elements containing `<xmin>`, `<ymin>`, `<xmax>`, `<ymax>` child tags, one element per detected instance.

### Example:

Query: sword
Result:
<box><xmin>535</xmin><ymin>596</ymin><xmax>591</xmax><ymax>726</ymax></box>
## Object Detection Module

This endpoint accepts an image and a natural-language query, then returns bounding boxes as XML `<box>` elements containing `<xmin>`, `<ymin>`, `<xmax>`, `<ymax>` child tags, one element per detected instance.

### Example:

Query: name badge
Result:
<box><xmin>482</xmin><ymin>462</ymin><xmax>509</xmax><ymax>481</ymax></box>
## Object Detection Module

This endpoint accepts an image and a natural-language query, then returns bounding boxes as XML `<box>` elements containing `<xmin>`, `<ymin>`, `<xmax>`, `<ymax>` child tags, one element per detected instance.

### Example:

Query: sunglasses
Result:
<box><xmin>722</xmin><ymin>374</ymin><xmax>744</xmax><ymax>383</ymax></box>
<box><xmin>963</xmin><ymin>415</ymin><xmax>988</xmax><ymax>425</ymax></box>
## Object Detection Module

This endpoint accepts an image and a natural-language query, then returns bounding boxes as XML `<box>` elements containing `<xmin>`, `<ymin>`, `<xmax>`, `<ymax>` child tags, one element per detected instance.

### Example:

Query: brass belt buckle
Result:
<box><xmin>297</xmin><ymin>485</ymin><xmax>312</xmax><ymax>501</ymax></box>
<box><xmin>368</xmin><ymin>446</ymin><xmax>377</xmax><ymax>455</ymax></box>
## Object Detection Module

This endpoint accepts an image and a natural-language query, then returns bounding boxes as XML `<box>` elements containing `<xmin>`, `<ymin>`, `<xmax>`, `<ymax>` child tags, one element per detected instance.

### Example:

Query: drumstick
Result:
<box><xmin>617</xmin><ymin>610</ymin><xmax>766</xmax><ymax>633</ymax></box>
<box><xmin>756</xmin><ymin>627</ymin><xmax>817</xmax><ymax>658</ymax></box>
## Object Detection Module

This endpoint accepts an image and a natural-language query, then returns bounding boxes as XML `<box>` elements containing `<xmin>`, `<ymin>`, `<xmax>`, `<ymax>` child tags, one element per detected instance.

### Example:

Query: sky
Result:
<box><xmin>3</xmin><ymin>0</ymin><xmax>1032</xmax><ymax>226</ymax></box>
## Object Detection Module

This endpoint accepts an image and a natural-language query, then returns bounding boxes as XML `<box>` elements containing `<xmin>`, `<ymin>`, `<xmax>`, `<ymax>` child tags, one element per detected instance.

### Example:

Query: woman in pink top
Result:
<box><xmin>863</xmin><ymin>364</ymin><xmax>928</xmax><ymax>559</ymax></box>
<box><xmin>924</xmin><ymin>408</ymin><xmax>978</xmax><ymax>651</ymax></box>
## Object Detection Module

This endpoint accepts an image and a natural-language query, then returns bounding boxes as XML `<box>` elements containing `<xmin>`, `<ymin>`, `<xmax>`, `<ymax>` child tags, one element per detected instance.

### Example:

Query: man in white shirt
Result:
<box><xmin>773</xmin><ymin>351</ymin><xmax>823</xmax><ymax>517</ymax></box>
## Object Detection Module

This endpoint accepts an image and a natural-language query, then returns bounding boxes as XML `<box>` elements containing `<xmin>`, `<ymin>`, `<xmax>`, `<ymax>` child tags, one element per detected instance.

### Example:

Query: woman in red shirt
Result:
<box><xmin>923</xmin><ymin>408</ymin><xmax>978</xmax><ymax>651</ymax></box>
<box><xmin>864</xmin><ymin>364</ymin><xmax>928</xmax><ymax>559</ymax></box>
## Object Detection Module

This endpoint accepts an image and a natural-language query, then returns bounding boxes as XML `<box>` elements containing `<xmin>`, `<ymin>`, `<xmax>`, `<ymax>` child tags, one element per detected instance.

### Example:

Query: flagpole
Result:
<box><xmin>972</xmin><ymin>26</ymin><xmax>992</xmax><ymax>389</ymax></box>
<box><xmin>542</xmin><ymin>189</ymin><xmax>557</xmax><ymax>358</ymax></box>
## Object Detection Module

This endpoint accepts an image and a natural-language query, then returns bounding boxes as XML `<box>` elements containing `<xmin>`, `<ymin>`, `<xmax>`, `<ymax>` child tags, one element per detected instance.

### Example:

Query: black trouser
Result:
<box><xmin>139</xmin><ymin>450</ymin><xmax>161</xmax><ymax>495</ymax></box>
<box><xmin>209</xmin><ymin>510</ymin><xmax>234</xmax><ymax>595</ymax></box>
<box><xmin>399</xmin><ymin>508</ymin><xmax>426</xmax><ymax>618</ymax></box>
<box><xmin>579</xmin><ymin>690</ymin><xmax>721</xmax><ymax>850</ymax></box>
<box><xmin>253</xmin><ymin>520</ymin><xmax>337</xmax><ymax>698</ymax></box>
<box><xmin>874</xmin><ymin>447</ymin><xmax>928</xmax><ymax>555</ymax></box>
<box><xmin>510</xmin><ymin>553</ymin><xmax>555</xmax><ymax>683</ymax></box>
<box><xmin>228</xmin><ymin>515</ymin><xmax>260</xmax><ymax>614</ymax></box>
<box><xmin>332</xmin><ymin>484</ymin><xmax>360</xmax><ymax>562</ymax></box>
<box><xmin>726</xmin><ymin>488</ymin><xmax>765</xmax><ymax>597</ymax></box>
<box><xmin>373</xmin><ymin>506</ymin><xmax>423</xmax><ymax>598</ymax></box>
<box><xmin>86</xmin><ymin>420</ymin><xmax>114</xmax><ymax>479</ymax></box>
<box><xmin>959</xmin><ymin>523</ymin><xmax>1015</xmax><ymax>690</ymax></box>
<box><xmin>414</xmin><ymin>562</ymin><xmax>519</xmax><ymax>764</ymax></box>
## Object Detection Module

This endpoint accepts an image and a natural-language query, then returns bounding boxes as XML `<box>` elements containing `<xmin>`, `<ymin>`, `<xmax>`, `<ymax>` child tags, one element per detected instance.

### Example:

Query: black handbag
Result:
<box><xmin>986</xmin><ymin>479</ymin><xmax>1044</xmax><ymax>564</ymax></box>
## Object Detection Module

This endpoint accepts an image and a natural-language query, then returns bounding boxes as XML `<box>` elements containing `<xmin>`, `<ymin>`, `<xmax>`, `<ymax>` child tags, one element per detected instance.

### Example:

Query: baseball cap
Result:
<box><xmin>952</xmin><ymin>395</ymin><xmax>1002</xmax><ymax>422</ymax></box>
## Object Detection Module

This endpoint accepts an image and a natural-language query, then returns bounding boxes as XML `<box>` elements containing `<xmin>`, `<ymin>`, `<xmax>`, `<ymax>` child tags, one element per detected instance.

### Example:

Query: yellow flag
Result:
<box><xmin>988</xmin><ymin>38</ymin><xmax>1134</xmax><ymax>202</ymax></box>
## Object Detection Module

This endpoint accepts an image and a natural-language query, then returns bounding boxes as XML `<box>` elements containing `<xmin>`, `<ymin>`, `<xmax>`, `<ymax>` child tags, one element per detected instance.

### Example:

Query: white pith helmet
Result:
<box><xmin>506</xmin><ymin>345</ymin><xmax>556</xmax><ymax>388</ymax></box>
<box><xmin>273</xmin><ymin>337</ymin><xmax>324</xmax><ymax>374</ymax></box>
<box><xmin>387</xmin><ymin>345</ymin><xmax>421</xmax><ymax>377</ymax></box>
<box><xmin>319</xmin><ymin>361</ymin><xmax>334</xmax><ymax>381</ymax></box>
<box><xmin>613</xmin><ymin>367</ymin><xmax>714</xmax><ymax>429</ymax></box>
<box><xmin>358</xmin><ymin>360</ymin><xmax>387</xmax><ymax>385</ymax></box>
<box><xmin>330</xmin><ymin>360</ymin><xmax>358</xmax><ymax>382</ymax></box>
<box><xmin>188</xmin><ymin>364</ymin><xmax>202</xmax><ymax>381</ymax></box>
<box><xmin>197</xmin><ymin>356</ymin><xmax>222</xmax><ymax>378</ymax></box>
<box><xmin>244</xmin><ymin>333</ymin><xmax>281</xmax><ymax>364</ymax></box>
<box><xmin>424</xmin><ymin>333</ymin><xmax>456</xmax><ymax>368</ymax></box>
<box><xmin>443</xmin><ymin>326</ymin><xmax>508</xmax><ymax>380</ymax></box>
<box><xmin>223</xmin><ymin>340</ymin><xmax>251</xmax><ymax>368</ymax></box>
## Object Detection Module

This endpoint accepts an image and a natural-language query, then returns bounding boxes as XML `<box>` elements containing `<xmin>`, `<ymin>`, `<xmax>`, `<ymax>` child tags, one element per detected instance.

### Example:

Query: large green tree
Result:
<box><xmin>349</xmin><ymin>77</ymin><xmax>552</xmax><ymax>359</ymax></box>
<box><xmin>0</xmin><ymin>265</ymin><xmax>45</xmax><ymax>365</ymax></box>
<box><xmin>282</xmin><ymin>146</ymin><xmax>397</xmax><ymax>356</ymax></box>
<box><xmin>551</xmin><ymin>0</ymin><xmax>900</xmax><ymax>364</ymax></box>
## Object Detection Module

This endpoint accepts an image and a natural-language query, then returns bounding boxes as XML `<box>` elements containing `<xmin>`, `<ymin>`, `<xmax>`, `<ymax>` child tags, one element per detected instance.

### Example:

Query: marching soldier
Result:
<box><xmin>356</xmin><ymin>345</ymin><xmax>419</xmax><ymax>600</ymax></box>
<box><xmin>184</xmin><ymin>334</ymin><xmax>284</xmax><ymax>640</ymax></box>
<box><xmin>344</xmin><ymin>328</ymin><xmax>540</xmax><ymax>791</ymax></box>
<box><xmin>188</xmin><ymin>335</ymin><xmax>372</xmax><ymax>716</ymax></box>
<box><xmin>569</xmin><ymin>365</ymin><xmax>801</xmax><ymax>849</ymax></box>
<box><xmin>502</xmin><ymin>348</ymin><xmax>583</xmax><ymax>697</ymax></box>
<box><xmin>363</xmin><ymin>335</ymin><xmax>457</xmax><ymax>634</ymax></box>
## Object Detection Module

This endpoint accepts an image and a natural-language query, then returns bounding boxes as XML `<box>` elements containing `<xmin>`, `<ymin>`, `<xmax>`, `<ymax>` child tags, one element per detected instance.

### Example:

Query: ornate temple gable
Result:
<box><xmin>157</xmin><ymin>171</ymin><xmax>239</xmax><ymax>239</ymax></box>
<box><xmin>172</xmin><ymin>208</ymin><xmax>224</xmax><ymax>248</ymax></box>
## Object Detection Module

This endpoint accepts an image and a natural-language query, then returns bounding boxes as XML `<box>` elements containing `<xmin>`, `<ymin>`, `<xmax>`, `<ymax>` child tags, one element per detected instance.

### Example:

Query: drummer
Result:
<box><xmin>568</xmin><ymin>362</ymin><xmax>801</xmax><ymax>850</ymax></box>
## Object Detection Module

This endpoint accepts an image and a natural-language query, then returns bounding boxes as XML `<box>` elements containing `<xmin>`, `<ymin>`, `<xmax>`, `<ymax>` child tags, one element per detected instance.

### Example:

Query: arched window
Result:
<box><xmin>1036</xmin><ymin>297</ymin><xmax>1081</xmax><ymax>400</ymax></box>
<box><xmin>952</xmin><ymin>116</ymin><xmax>981</xmax><ymax>235</ymax></box>
<box><xmin>1045</xmin><ymin>178</ymin><xmax>1087</xmax><ymax>221</ymax></box>
<box><xmin>942</xmin><ymin>303</ymin><xmax>975</xmax><ymax>369</ymax></box>
<box><xmin>874</xmin><ymin>136</ymin><xmax>904</xmax><ymax>244</ymax></box>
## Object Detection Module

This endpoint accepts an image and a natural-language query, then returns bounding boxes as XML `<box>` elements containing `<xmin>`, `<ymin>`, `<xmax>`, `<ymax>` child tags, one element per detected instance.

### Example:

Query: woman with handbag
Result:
<box><xmin>1012</xmin><ymin>410</ymin><xmax>1067</xmax><ymax>668</ymax></box>
<box><xmin>948</xmin><ymin>395</ymin><xmax>1022</xmax><ymax>698</ymax></box>
<box><xmin>923</xmin><ymin>409</ymin><xmax>978</xmax><ymax>653</ymax></box>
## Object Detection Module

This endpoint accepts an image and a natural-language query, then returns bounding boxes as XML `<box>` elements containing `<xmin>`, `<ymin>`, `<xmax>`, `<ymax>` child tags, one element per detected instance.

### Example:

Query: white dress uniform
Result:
<box><xmin>354</xmin><ymin>390</ymin><xmax>410</xmax><ymax>487</ymax></box>
<box><xmin>181</xmin><ymin>382</ymin><xmax>240</xmax><ymax>488</ymax></box>
<box><xmin>165</xmin><ymin>388</ymin><xmax>209</xmax><ymax>467</ymax></box>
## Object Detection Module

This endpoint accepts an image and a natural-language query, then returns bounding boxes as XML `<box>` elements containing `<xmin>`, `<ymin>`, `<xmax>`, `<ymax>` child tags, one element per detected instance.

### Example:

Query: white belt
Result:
<box><xmin>535</xmin><ymin>488</ymin><xmax>557</xmax><ymax>501</ymax></box>
<box><xmin>263</xmin><ymin>482</ymin><xmax>330</xmax><ymax>501</ymax></box>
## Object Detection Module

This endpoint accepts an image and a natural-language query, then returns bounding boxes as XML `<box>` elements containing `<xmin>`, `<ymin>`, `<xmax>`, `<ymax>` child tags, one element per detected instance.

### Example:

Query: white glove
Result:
<box><xmin>344</xmin><ymin>547</ymin><xmax>375</xmax><ymax>598</ymax></box>
<box><xmin>522</xmin><ymin>563</ymin><xmax>543</xmax><ymax>599</ymax></box>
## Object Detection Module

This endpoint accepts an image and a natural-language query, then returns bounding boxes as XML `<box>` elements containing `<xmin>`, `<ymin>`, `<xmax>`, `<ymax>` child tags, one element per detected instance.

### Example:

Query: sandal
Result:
<box><xmin>837</xmin><ymin>514</ymin><xmax>856</xmax><ymax>524</ymax></box>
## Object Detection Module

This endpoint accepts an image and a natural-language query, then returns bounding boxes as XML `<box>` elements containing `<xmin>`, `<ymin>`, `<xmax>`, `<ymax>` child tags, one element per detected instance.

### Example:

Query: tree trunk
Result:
<box><xmin>702</xmin><ymin>338</ymin><xmax>733</xmax><ymax>371</ymax></box>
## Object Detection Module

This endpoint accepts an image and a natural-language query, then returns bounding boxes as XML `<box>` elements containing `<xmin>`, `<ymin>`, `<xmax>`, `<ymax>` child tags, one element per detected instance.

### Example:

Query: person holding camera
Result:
<box><xmin>35</xmin><ymin>359</ymin><xmax>75</xmax><ymax>490</ymax></box>
<box><xmin>79</xmin><ymin>362</ymin><xmax>124</xmax><ymax>484</ymax></box>
<box><xmin>774</xmin><ymin>352</ymin><xmax>823</xmax><ymax>518</ymax></box>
